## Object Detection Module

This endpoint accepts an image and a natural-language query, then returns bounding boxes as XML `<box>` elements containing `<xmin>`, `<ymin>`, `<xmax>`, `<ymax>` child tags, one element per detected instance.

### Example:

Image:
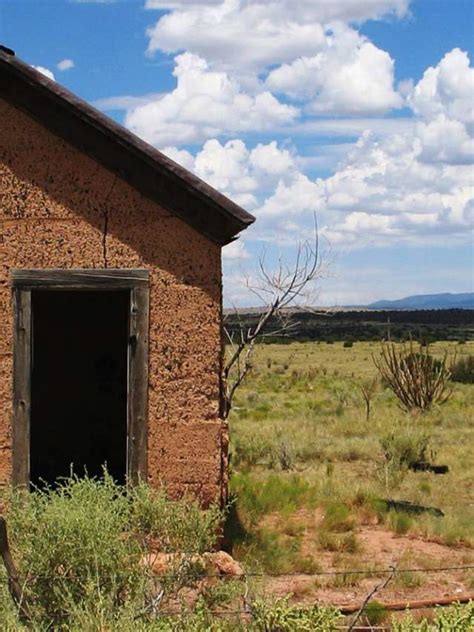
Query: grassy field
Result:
<box><xmin>0</xmin><ymin>341</ymin><xmax>472</xmax><ymax>628</ymax></box>
<box><xmin>227</xmin><ymin>340</ymin><xmax>474</xmax><ymax>603</ymax></box>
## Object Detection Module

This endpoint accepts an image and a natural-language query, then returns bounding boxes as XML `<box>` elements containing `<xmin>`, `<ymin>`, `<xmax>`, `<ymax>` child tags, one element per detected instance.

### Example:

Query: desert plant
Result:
<box><xmin>391</xmin><ymin>600</ymin><xmax>474</xmax><ymax>631</ymax></box>
<box><xmin>373</xmin><ymin>342</ymin><xmax>453</xmax><ymax>412</ymax></box>
<box><xmin>451</xmin><ymin>355</ymin><xmax>474</xmax><ymax>383</ymax></box>
<box><xmin>380</xmin><ymin>429</ymin><xmax>431</xmax><ymax>469</ymax></box>
<box><xmin>269</xmin><ymin>441</ymin><xmax>296</xmax><ymax>471</ymax></box>
<box><xmin>378</xmin><ymin>429</ymin><xmax>431</xmax><ymax>491</ymax></box>
<box><xmin>250</xmin><ymin>596</ymin><xmax>342</xmax><ymax>631</ymax></box>
<box><xmin>359</xmin><ymin>377</ymin><xmax>378</xmax><ymax>421</ymax></box>
<box><xmin>0</xmin><ymin>474</ymin><xmax>223</xmax><ymax>628</ymax></box>
<box><xmin>363</xmin><ymin>600</ymin><xmax>387</xmax><ymax>626</ymax></box>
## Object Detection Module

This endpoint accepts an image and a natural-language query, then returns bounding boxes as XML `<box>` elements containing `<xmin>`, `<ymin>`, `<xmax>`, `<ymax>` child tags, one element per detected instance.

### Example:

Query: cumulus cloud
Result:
<box><xmin>33</xmin><ymin>66</ymin><xmax>55</xmax><ymax>81</ymax></box>
<box><xmin>145</xmin><ymin>0</ymin><xmax>409</xmax><ymax>74</ymax></box>
<box><xmin>144</xmin><ymin>0</ymin><xmax>406</xmax><ymax>116</ymax></box>
<box><xmin>258</xmin><ymin>123</ymin><xmax>472</xmax><ymax>247</ymax></box>
<box><xmin>408</xmin><ymin>48</ymin><xmax>474</xmax><ymax>123</ymax></box>
<box><xmin>161</xmin><ymin>138</ymin><xmax>298</xmax><ymax>209</ymax></box>
<box><xmin>96</xmin><ymin>0</ymin><xmax>409</xmax><ymax>146</ymax></box>
<box><xmin>159</xmin><ymin>49</ymin><xmax>473</xmax><ymax>251</ymax></box>
<box><xmin>223</xmin><ymin>239</ymin><xmax>250</xmax><ymax>260</ymax></box>
<box><xmin>124</xmin><ymin>53</ymin><xmax>297</xmax><ymax>145</ymax></box>
<box><xmin>57</xmin><ymin>58</ymin><xmax>75</xmax><ymax>71</ymax></box>
<box><xmin>417</xmin><ymin>115</ymin><xmax>474</xmax><ymax>165</ymax></box>
<box><xmin>266</xmin><ymin>26</ymin><xmax>403</xmax><ymax>115</ymax></box>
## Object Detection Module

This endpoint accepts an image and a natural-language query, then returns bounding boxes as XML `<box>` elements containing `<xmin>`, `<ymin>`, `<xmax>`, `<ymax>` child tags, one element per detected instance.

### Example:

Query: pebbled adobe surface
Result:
<box><xmin>0</xmin><ymin>97</ymin><xmax>227</xmax><ymax>506</ymax></box>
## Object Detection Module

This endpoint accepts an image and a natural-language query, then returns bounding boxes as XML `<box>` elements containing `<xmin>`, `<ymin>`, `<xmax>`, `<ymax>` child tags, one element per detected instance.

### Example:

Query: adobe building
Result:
<box><xmin>0</xmin><ymin>47</ymin><xmax>254</xmax><ymax>506</ymax></box>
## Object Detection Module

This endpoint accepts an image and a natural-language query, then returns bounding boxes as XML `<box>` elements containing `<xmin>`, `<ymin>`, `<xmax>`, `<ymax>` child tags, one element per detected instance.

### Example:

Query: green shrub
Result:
<box><xmin>318</xmin><ymin>531</ymin><xmax>359</xmax><ymax>553</ymax></box>
<box><xmin>4</xmin><ymin>474</ymin><xmax>143</xmax><ymax>625</ymax></box>
<box><xmin>322</xmin><ymin>502</ymin><xmax>355</xmax><ymax>532</ymax></box>
<box><xmin>269</xmin><ymin>441</ymin><xmax>296</xmax><ymax>471</ymax></box>
<box><xmin>251</xmin><ymin>596</ymin><xmax>342</xmax><ymax>631</ymax></box>
<box><xmin>378</xmin><ymin>429</ymin><xmax>431</xmax><ymax>490</ymax></box>
<box><xmin>380</xmin><ymin>429</ymin><xmax>430</xmax><ymax>469</ymax></box>
<box><xmin>451</xmin><ymin>355</ymin><xmax>474</xmax><ymax>383</ymax></box>
<box><xmin>343</xmin><ymin>340</ymin><xmax>354</xmax><ymax>348</ymax></box>
<box><xmin>388</xmin><ymin>511</ymin><xmax>413</xmax><ymax>535</ymax></box>
<box><xmin>230</xmin><ymin>472</ymin><xmax>318</xmax><ymax>522</ymax></box>
<box><xmin>129</xmin><ymin>483</ymin><xmax>221</xmax><ymax>554</ymax></box>
<box><xmin>391</xmin><ymin>600</ymin><xmax>474</xmax><ymax>631</ymax></box>
<box><xmin>363</xmin><ymin>600</ymin><xmax>387</xmax><ymax>626</ymax></box>
<box><xmin>0</xmin><ymin>474</ymin><xmax>222</xmax><ymax>628</ymax></box>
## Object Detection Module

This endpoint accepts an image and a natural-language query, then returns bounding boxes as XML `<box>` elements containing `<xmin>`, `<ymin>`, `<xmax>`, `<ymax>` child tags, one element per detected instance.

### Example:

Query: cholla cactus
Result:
<box><xmin>373</xmin><ymin>341</ymin><xmax>453</xmax><ymax>412</ymax></box>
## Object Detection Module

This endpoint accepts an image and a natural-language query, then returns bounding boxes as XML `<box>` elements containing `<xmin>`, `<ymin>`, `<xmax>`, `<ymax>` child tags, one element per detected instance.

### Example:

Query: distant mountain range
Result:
<box><xmin>365</xmin><ymin>293</ymin><xmax>474</xmax><ymax>310</ymax></box>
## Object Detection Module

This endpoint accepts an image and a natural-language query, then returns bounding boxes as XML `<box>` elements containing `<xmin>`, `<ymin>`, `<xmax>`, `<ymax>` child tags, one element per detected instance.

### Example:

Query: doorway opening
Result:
<box><xmin>30</xmin><ymin>290</ymin><xmax>130</xmax><ymax>486</ymax></box>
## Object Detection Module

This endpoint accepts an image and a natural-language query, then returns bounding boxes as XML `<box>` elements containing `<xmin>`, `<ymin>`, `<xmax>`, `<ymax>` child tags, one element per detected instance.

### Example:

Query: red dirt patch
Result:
<box><xmin>263</xmin><ymin>524</ymin><xmax>473</xmax><ymax>607</ymax></box>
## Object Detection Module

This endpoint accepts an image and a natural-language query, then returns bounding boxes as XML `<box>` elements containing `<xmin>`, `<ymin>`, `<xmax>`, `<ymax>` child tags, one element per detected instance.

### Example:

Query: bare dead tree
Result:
<box><xmin>222</xmin><ymin>215</ymin><xmax>329</xmax><ymax>419</ymax></box>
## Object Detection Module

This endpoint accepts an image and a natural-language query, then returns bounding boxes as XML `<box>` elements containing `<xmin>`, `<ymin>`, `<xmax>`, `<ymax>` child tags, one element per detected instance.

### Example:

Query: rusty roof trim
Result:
<box><xmin>0</xmin><ymin>49</ymin><xmax>255</xmax><ymax>245</ymax></box>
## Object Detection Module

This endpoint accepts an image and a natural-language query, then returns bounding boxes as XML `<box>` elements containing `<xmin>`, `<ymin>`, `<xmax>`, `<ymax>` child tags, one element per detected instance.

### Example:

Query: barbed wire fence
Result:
<box><xmin>1</xmin><ymin>516</ymin><xmax>473</xmax><ymax>627</ymax></box>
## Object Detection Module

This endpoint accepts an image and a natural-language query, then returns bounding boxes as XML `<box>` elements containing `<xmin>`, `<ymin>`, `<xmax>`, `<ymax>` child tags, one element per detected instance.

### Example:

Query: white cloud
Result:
<box><xmin>249</xmin><ymin>141</ymin><xmax>296</xmax><ymax>177</ymax></box>
<box><xmin>289</xmin><ymin>117</ymin><xmax>416</xmax><ymax>138</ymax></box>
<box><xmin>96</xmin><ymin>0</ymin><xmax>409</xmax><ymax>146</ymax></box>
<box><xmin>145</xmin><ymin>0</ymin><xmax>409</xmax><ymax>75</ymax></box>
<box><xmin>161</xmin><ymin>138</ymin><xmax>301</xmax><ymax>208</ymax></box>
<box><xmin>124</xmin><ymin>53</ymin><xmax>298</xmax><ymax>145</ymax></box>
<box><xmin>57</xmin><ymin>59</ymin><xmax>75</xmax><ymax>71</ymax></box>
<box><xmin>223</xmin><ymin>239</ymin><xmax>250</xmax><ymax>260</ymax></box>
<box><xmin>94</xmin><ymin>93</ymin><xmax>163</xmax><ymax>111</ymax></box>
<box><xmin>408</xmin><ymin>48</ymin><xmax>474</xmax><ymax>123</ymax></box>
<box><xmin>160</xmin><ymin>91</ymin><xmax>472</xmax><ymax>249</ymax></box>
<box><xmin>417</xmin><ymin>115</ymin><xmax>474</xmax><ymax>165</ymax></box>
<box><xmin>160</xmin><ymin>145</ymin><xmax>195</xmax><ymax>171</ymax></box>
<box><xmin>267</xmin><ymin>26</ymin><xmax>403</xmax><ymax>115</ymax></box>
<box><xmin>33</xmin><ymin>66</ymin><xmax>55</xmax><ymax>81</ymax></box>
<box><xmin>169</xmin><ymin>54</ymin><xmax>472</xmax><ymax>251</ymax></box>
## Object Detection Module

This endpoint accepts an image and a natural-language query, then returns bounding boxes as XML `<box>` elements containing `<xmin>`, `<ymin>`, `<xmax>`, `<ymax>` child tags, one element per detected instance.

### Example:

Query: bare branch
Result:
<box><xmin>347</xmin><ymin>566</ymin><xmax>396</xmax><ymax>632</ymax></box>
<box><xmin>222</xmin><ymin>213</ymin><xmax>328</xmax><ymax>418</ymax></box>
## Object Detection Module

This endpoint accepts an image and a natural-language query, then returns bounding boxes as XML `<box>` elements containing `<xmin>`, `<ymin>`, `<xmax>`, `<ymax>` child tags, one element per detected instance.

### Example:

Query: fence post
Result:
<box><xmin>0</xmin><ymin>516</ymin><xmax>31</xmax><ymax>624</ymax></box>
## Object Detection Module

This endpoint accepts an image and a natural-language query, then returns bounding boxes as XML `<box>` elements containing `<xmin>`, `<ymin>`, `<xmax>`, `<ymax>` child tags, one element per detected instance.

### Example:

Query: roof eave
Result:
<box><xmin>0</xmin><ymin>49</ymin><xmax>255</xmax><ymax>246</ymax></box>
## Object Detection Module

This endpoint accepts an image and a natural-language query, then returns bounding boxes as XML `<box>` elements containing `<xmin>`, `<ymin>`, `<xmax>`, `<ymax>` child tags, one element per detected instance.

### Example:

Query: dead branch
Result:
<box><xmin>222</xmin><ymin>214</ymin><xmax>329</xmax><ymax>418</ymax></box>
<box><xmin>347</xmin><ymin>565</ymin><xmax>396</xmax><ymax>631</ymax></box>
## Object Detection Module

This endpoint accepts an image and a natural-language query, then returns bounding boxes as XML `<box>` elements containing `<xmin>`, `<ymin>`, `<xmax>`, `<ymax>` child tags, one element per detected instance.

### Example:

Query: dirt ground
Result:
<box><xmin>262</xmin><ymin>523</ymin><xmax>473</xmax><ymax>607</ymax></box>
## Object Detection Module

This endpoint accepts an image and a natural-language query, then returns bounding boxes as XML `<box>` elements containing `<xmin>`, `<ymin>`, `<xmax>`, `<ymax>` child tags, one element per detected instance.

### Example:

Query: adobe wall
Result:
<box><xmin>0</xmin><ymin>97</ymin><xmax>227</xmax><ymax>506</ymax></box>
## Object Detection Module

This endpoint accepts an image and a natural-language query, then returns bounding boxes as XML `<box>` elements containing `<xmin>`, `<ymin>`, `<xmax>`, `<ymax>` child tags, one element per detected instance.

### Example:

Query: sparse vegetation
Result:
<box><xmin>1</xmin><ymin>340</ymin><xmax>472</xmax><ymax>627</ymax></box>
<box><xmin>227</xmin><ymin>340</ymin><xmax>474</xmax><ymax>606</ymax></box>
<box><xmin>451</xmin><ymin>354</ymin><xmax>474</xmax><ymax>383</ymax></box>
<box><xmin>0</xmin><ymin>475</ymin><xmax>224</xmax><ymax>629</ymax></box>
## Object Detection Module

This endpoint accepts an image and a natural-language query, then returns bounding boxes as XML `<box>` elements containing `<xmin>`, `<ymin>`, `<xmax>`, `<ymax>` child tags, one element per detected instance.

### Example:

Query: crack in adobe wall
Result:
<box><xmin>1</xmin><ymin>99</ymin><xmax>225</xmax><ymax>505</ymax></box>
<box><xmin>101</xmin><ymin>177</ymin><xmax>117</xmax><ymax>268</ymax></box>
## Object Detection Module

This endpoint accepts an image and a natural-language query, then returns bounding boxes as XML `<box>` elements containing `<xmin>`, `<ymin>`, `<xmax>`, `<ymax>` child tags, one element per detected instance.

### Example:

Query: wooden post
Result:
<box><xmin>0</xmin><ymin>516</ymin><xmax>30</xmax><ymax>623</ymax></box>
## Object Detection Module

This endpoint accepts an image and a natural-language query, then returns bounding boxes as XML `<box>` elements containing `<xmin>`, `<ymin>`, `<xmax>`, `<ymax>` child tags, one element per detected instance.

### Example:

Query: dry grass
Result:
<box><xmin>228</xmin><ymin>341</ymin><xmax>474</xmax><ymax>582</ymax></box>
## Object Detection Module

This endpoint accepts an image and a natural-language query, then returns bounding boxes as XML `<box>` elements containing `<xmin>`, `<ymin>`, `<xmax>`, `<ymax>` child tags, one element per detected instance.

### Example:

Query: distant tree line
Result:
<box><xmin>224</xmin><ymin>309</ymin><xmax>474</xmax><ymax>344</ymax></box>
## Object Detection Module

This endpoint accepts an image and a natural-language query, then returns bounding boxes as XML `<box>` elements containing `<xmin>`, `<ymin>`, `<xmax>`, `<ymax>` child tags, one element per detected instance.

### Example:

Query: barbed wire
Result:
<box><xmin>0</xmin><ymin>562</ymin><xmax>472</xmax><ymax>581</ymax></box>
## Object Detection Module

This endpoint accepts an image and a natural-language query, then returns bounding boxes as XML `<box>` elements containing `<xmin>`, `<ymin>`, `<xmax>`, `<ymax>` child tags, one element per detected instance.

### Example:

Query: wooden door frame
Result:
<box><xmin>10</xmin><ymin>269</ymin><xmax>150</xmax><ymax>487</ymax></box>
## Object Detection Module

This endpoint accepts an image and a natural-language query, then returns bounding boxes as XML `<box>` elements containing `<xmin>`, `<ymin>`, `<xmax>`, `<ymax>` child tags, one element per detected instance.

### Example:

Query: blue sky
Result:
<box><xmin>1</xmin><ymin>0</ymin><xmax>473</xmax><ymax>306</ymax></box>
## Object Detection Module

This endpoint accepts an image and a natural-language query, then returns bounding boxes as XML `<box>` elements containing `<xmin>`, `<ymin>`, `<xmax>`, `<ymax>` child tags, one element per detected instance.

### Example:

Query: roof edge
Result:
<box><xmin>0</xmin><ymin>49</ymin><xmax>255</xmax><ymax>245</ymax></box>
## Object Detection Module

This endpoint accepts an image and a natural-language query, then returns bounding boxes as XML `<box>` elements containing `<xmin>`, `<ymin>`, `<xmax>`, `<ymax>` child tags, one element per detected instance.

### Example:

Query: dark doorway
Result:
<box><xmin>30</xmin><ymin>290</ymin><xmax>129</xmax><ymax>486</ymax></box>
